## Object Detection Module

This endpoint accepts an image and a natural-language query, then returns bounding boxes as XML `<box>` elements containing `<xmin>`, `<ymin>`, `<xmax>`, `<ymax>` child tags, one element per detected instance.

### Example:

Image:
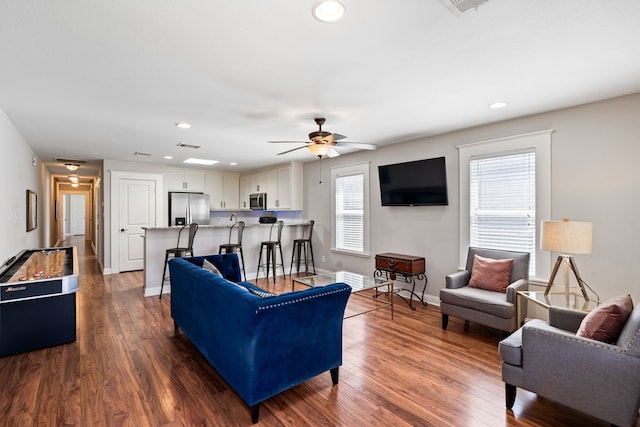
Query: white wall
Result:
<box><xmin>304</xmin><ymin>92</ymin><xmax>640</xmax><ymax>303</ymax></box>
<box><xmin>0</xmin><ymin>108</ymin><xmax>42</xmax><ymax>264</ymax></box>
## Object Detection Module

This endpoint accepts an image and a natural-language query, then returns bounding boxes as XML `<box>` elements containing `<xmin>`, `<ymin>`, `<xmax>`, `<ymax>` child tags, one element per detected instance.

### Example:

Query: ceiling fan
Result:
<box><xmin>268</xmin><ymin>117</ymin><xmax>377</xmax><ymax>158</ymax></box>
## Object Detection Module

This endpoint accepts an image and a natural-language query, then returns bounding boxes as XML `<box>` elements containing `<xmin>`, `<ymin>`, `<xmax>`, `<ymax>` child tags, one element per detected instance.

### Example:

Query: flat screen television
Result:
<box><xmin>378</xmin><ymin>156</ymin><xmax>448</xmax><ymax>206</ymax></box>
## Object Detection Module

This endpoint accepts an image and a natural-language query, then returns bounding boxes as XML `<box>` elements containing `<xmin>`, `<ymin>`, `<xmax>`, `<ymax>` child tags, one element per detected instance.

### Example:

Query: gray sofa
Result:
<box><xmin>440</xmin><ymin>247</ymin><xmax>530</xmax><ymax>333</ymax></box>
<box><xmin>499</xmin><ymin>305</ymin><xmax>640</xmax><ymax>427</ymax></box>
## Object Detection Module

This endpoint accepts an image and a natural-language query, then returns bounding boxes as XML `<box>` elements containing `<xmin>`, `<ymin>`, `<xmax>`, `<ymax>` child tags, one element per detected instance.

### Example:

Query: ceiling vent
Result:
<box><xmin>439</xmin><ymin>0</ymin><xmax>489</xmax><ymax>16</ymax></box>
<box><xmin>133</xmin><ymin>151</ymin><xmax>151</xmax><ymax>157</ymax></box>
<box><xmin>55</xmin><ymin>158</ymin><xmax>86</xmax><ymax>164</ymax></box>
<box><xmin>176</xmin><ymin>142</ymin><xmax>201</xmax><ymax>149</ymax></box>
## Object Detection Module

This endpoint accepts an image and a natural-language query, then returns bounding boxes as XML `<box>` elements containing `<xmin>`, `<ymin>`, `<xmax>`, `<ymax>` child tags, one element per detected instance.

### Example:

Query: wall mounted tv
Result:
<box><xmin>378</xmin><ymin>156</ymin><xmax>448</xmax><ymax>206</ymax></box>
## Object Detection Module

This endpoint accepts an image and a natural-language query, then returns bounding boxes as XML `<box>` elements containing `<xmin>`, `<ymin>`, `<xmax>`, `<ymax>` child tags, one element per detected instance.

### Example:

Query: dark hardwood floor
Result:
<box><xmin>0</xmin><ymin>237</ymin><xmax>633</xmax><ymax>426</ymax></box>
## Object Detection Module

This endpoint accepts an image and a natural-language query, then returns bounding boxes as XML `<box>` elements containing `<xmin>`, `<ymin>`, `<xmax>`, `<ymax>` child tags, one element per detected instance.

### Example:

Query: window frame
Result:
<box><xmin>458</xmin><ymin>130</ymin><xmax>553</xmax><ymax>281</ymax></box>
<box><xmin>330</xmin><ymin>162</ymin><xmax>370</xmax><ymax>257</ymax></box>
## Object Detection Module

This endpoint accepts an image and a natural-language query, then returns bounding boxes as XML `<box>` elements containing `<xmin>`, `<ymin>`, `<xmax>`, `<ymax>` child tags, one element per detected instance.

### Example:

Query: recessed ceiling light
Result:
<box><xmin>312</xmin><ymin>0</ymin><xmax>345</xmax><ymax>23</ymax></box>
<box><xmin>164</xmin><ymin>155</ymin><xmax>173</xmax><ymax>160</ymax></box>
<box><xmin>183</xmin><ymin>158</ymin><xmax>218</xmax><ymax>166</ymax></box>
<box><xmin>489</xmin><ymin>101</ymin><xmax>508</xmax><ymax>109</ymax></box>
<box><xmin>175</xmin><ymin>122</ymin><xmax>191</xmax><ymax>129</ymax></box>
<box><xmin>230</xmin><ymin>162</ymin><xmax>238</xmax><ymax>166</ymax></box>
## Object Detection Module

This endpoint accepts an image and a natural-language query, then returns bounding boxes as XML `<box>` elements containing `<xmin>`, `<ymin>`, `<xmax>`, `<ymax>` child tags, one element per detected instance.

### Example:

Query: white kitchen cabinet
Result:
<box><xmin>239</xmin><ymin>175</ymin><xmax>252</xmax><ymax>210</ymax></box>
<box><xmin>166</xmin><ymin>168</ymin><xmax>205</xmax><ymax>192</ymax></box>
<box><xmin>206</xmin><ymin>172</ymin><xmax>239</xmax><ymax>210</ymax></box>
<box><xmin>222</xmin><ymin>174</ymin><xmax>239</xmax><ymax>210</ymax></box>
<box><xmin>265</xmin><ymin>162</ymin><xmax>302</xmax><ymax>210</ymax></box>
<box><xmin>240</xmin><ymin>162</ymin><xmax>303</xmax><ymax>211</ymax></box>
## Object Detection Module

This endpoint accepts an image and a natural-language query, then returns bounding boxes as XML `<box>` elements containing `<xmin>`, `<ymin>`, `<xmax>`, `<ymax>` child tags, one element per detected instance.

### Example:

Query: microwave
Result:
<box><xmin>249</xmin><ymin>193</ymin><xmax>267</xmax><ymax>210</ymax></box>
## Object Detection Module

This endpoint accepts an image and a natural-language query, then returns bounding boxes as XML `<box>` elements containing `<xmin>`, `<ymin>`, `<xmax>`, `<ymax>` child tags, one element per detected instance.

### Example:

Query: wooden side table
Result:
<box><xmin>374</xmin><ymin>253</ymin><xmax>428</xmax><ymax>310</ymax></box>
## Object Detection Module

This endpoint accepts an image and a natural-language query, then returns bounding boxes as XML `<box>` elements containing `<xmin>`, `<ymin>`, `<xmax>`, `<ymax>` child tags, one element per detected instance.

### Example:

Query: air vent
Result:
<box><xmin>177</xmin><ymin>143</ymin><xmax>201</xmax><ymax>149</ymax></box>
<box><xmin>439</xmin><ymin>0</ymin><xmax>489</xmax><ymax>16</ymax></box>
<box><xmin>55</xmin><ymin>158</ymin><xmax>86</xmax><ymax>164</ymax></box>
<box><xmin>133</xmin><ymin>152</ymin><xmax>151</xmax><ymax>157</ymax></box>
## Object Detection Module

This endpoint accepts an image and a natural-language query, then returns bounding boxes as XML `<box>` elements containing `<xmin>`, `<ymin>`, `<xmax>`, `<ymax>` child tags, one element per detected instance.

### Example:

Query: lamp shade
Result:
<box><xmin>307</xmin><ymin>143</ymin><xmax>332</xmax><ymax>157</ymax></box>
<box><xmin>540</xmin><ymin>219</ymin><xmax>593</xmax><ymax>254</ymax></box>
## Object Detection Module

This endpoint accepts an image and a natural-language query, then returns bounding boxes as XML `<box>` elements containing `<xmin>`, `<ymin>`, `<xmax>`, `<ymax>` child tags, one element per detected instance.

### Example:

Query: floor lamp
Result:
<box><xmin>541</xmin><ymin>218</ymin><xmax>593</xmax><ymax>300</ymax></box>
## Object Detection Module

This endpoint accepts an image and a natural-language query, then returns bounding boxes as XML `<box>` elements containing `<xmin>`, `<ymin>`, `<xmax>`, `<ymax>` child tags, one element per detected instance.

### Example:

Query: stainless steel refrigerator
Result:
<box><xmin>168</xmin><ymin>192</ymin><xmax>210</xmax><ymax>226</ymax></box>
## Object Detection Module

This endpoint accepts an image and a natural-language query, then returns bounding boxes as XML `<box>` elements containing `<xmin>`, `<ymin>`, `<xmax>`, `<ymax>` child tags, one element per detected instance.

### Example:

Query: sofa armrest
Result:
<box><xmin>506</xmin><ymin>278</ymin><xmax>528</xmax><ymax>304</ymax></box>
<box><xmin>446</xmin><ymin>270</ymin><xmax>471</xmax><ymax>289</ymax></box>
<box><xmin>548</xmin><ymin>306</ymin><xmax>588</xmax><ymax>333</ymax></box>
<box><xmin>521</xmin><ymin>319</ymin><xmax>640</xmax><ymax>425</ymax></box>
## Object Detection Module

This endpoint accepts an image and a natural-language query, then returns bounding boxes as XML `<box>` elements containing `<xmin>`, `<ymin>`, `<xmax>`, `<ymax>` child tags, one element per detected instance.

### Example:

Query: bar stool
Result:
<box><xmin>289</xmin><ymin>220</ymin><xmax>316</xmax><ymax>276</ymax></box>
<box><xmin>160</xmin><ymin>223</ymin><xmax>198</xmax><ymax>299</ymax></box>
<box><xmin>219</xmin><ymin>221</ymin><xmax>246</xmax><ymax>281</ymax></box>
<box><xmin>256</xmin><ymin>220</ymin><xmax>284</xmax><ymax>282</ymax></box>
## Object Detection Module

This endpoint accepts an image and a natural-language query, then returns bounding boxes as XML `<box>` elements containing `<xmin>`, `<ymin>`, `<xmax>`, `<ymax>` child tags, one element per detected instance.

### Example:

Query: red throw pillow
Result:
<box><xmin>468</xmin><ymin>255</ymin><xmax>513</xmax><ymax>293</ymax></box>
<box><xmin>577</xmin><ymin>294</ymin><xmax>633</xmax><ymax>343</ymax></box>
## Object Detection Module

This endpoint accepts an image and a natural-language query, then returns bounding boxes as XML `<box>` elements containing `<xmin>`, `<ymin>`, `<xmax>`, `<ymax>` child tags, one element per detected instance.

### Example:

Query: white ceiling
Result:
<box><xmin>1</xmin><ymin>0</ymin><xmax>639</xmax><ymax>178</ymax></box>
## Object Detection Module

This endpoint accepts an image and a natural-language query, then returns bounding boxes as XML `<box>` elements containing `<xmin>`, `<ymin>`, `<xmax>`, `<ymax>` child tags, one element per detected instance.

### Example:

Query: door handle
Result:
<box><xmin>120</xmin><ymin>228</ymin><xmax>125</xmax><ymax>232</ymax></box>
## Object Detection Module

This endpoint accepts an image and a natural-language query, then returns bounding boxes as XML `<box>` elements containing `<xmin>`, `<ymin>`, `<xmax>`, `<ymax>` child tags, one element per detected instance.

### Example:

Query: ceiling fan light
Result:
<box><xmin>312</xmin><ymin>0</ymin><xmax>345</xmax><ymax>23</ymax></box>
<box><xmin>308</xmin><ymin>144</ymin><xmax>333</xmax><ymax>157</ymax></box>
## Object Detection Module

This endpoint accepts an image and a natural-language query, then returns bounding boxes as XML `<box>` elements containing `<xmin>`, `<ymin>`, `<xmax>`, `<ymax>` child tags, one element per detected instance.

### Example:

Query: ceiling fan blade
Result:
<box><xmin>332</xmin><ymin>133</ymin><xmax>348</xmax><ymax>141</ymax></box>
<box><xmin>268</xmin><ymin>140</ymin><xmax>308</xmax><ymax>144</ymax></box>
<box><xmin>327</xmin><ymin>148</ymin><xmax>340</xmax><ymax>158</ymax></box>
<box><xmin>277</xmin><ymin>145</ymin><xmax>309</xmax><ymax>155</ymax></box>
<box><xmin>338</xmin><ymin>142</ymin><xmax>377</xmax><ymax>150</ymax></box>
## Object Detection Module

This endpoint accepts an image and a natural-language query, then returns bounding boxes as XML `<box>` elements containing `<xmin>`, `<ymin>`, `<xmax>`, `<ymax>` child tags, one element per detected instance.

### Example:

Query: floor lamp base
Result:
<box><xmin>544</xmin><ymin>255</ymin><xmax>589</xmax><ymax>300</ymax></box>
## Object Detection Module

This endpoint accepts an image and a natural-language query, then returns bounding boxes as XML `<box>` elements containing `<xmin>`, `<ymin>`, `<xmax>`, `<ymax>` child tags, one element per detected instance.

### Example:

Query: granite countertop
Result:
<box><xmin>143</xmin><ymin>222</ymin><xmax>305</xmax><ymax>231</ymax></box>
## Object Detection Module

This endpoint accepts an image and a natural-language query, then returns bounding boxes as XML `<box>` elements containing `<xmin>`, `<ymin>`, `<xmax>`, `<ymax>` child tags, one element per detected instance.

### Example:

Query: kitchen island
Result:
<box><xmin>142</xmin><ymin>222</ymin><xmax>305</xmax><ymax>297</ymax></box>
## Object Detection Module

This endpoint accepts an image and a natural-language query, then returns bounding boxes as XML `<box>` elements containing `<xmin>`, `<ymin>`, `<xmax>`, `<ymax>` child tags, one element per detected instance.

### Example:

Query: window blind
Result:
<box><xmin>470</xmin><ymin>150</ymin><xmax>536</xmax><ymax>275</ymax></box>
<box><xmin>335</xmin><ymin>173</ymin><xmax>364</xmax><ymax>252</ymax></box>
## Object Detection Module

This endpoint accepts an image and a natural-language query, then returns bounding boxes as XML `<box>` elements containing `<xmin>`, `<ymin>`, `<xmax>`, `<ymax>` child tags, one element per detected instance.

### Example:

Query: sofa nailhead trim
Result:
<box><xmin>530</xmin><ymin>328</ymin><xmax>627</xmax><ymax>353</ymax></box>
<box><xmin>257</xmin><ymin>288</ymin><xmax>350</xmax><ymax>312</ymax></box>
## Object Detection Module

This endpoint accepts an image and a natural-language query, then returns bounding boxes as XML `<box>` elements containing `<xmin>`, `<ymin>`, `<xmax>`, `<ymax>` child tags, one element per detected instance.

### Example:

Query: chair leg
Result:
<box><xmin>308</xmin><ymin>240</ymin><xmax>316</xmax><ymax>274</ymax></box>
<box><xmin>505</xmin><ymin>384</ymin><xmax>517</xmax><ymax>409</ymax></box>
<box><xmin>250</xmin><ymin>403</ymin><xmax>260</xmax><ymax>423</ymax></box>
<box><xmin>238</xmin><ymin>247</ymin><xmax>246</xmax><ymax>282</ymax></box>
<box><xmin>277</xmin><ymin>243</ymin><xmax>284</xmax><ymax>281</ymax></box>
<box><xmin>289</xmin><ymin>241</ymin><xmax>296</xmax><ymax>276</ymax></box>
<box><xmin>266</xmin><ymin>245</ymin><xmax>272</xmax><ymax>281</ymax></box>
<box><xmin>441</xmin><ymin>314</ymin><xmax>449</xmax><ymax>330</ymax></box>
<box><xmin>256</xmin><ymin>244</ymin><xmax>264</xmax><ymax>280</ymax></box>
<box><xmin>160</xmin><ymin>251</ymin><xmax>170</xmax><ymax>299</ymax></box>
<box><xmin>330</xmin><ymin>367</ymin><xmax>339</xmax><ymax>385</ymax></box>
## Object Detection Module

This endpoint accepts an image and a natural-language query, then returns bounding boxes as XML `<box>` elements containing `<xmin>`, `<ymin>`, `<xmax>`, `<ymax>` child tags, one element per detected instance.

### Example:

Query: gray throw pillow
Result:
<box><xmin>248</xmin><ymin>288</ymin><xmax>275</xmax><ymax>298</ymax></box>
<box><xmin>202</xmin><ymin>259</ymin><xmax>222</xmax><ymax>276</ymax></box>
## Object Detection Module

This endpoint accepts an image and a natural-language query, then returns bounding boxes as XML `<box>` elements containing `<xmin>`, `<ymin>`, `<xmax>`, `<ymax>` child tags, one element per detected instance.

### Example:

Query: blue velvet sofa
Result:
<box><xmin>168</xmin><ymin>254</ymin><xmax>352</xmax><ymax>423</ymax></box>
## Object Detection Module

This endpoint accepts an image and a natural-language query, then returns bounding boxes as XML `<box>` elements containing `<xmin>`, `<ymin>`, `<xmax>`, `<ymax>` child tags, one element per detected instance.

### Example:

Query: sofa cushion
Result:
<box><xmin>577</xmin><ymin>294</ymin><xmax>633</xmax><ymax>343</ymax></box>
<box><xmin>440</xmin><ymin>286</ymin><xmax>513</xmax><ymax>319</ymax></box>
<box><xmin>468</xmin><ymin>255</ymin><xmax>513</xmax><ymax>293</ymax></box>
<box><xmin>202</xmin><ymin>259</ymin><xmax>222</xmax><ymax>276</ymax></box>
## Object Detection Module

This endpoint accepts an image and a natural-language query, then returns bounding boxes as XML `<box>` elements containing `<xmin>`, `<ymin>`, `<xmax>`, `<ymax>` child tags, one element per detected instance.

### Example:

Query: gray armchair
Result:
<box><xmin>499</xmin><ymin>305</ymin><xmax>640</xmax><ymax>427</ymax></box>
<box><xmin>440</xmin><ymin>247</ymin><xmax>530</xmax><ymax>333</ymax></box>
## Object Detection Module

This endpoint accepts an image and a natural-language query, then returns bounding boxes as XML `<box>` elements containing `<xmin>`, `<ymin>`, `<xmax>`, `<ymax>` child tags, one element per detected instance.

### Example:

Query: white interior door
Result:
<box><xmin>119</xmin><ymin>178</ymin><xmax>156</xmax><ymax>272</ymax></box>
<box><xmin>70</xmin><ymin>194</ymin><xmax>86</xmax><ymax>235</ymax></box>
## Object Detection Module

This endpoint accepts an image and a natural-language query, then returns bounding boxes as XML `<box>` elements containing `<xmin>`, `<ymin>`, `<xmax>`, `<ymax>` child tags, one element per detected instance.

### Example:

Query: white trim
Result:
<box><xmin>109</xmin><ymin>170</ymin><xmax>163</xmax><ymax>274</ymax></box>
<box><xmin>458</xmin><ymin>130</ymin><xmax>553</xmax><ymax>281</ymax></box>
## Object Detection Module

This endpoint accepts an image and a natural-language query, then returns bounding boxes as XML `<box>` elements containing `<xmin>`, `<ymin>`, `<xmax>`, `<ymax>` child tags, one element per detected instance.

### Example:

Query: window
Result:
<box><xmin>458</xmin><ymin>130</ymin><xmax>552</xmax><ymax>280</ymax></box>
<box><xmin>331</xmin><ymin>163</ymin><xmax>370</xmax><ymax>256</ymax></box>
<box><xmin>470</xmin><ymin>150</ymin><xmax>536</xmax><ymax>274</ymax></box>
